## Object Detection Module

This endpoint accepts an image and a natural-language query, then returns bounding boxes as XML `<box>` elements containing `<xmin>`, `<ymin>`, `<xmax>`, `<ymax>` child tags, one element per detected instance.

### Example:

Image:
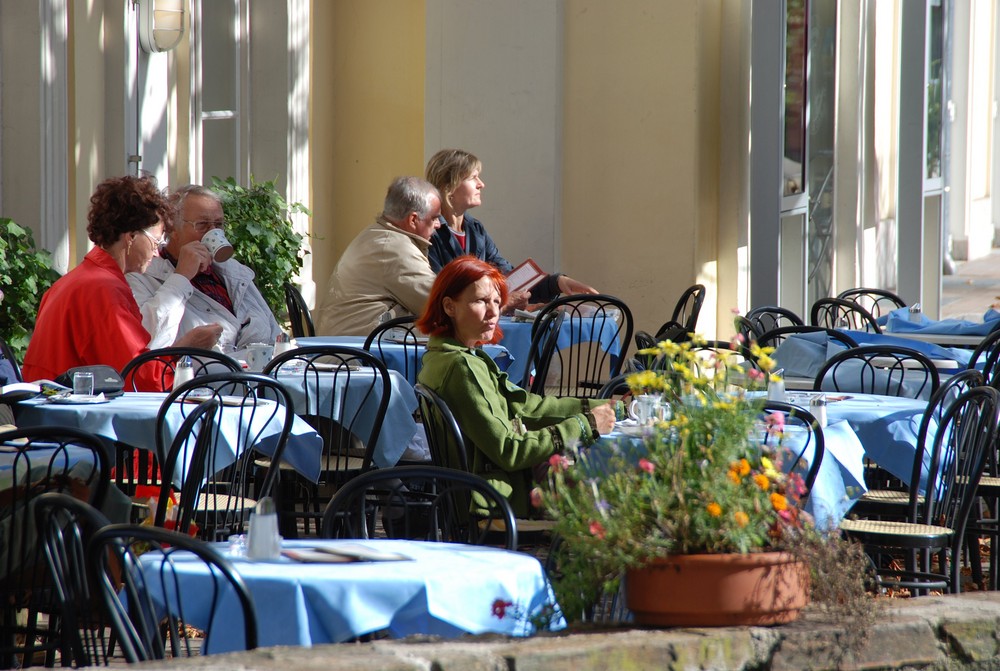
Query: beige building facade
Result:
<box><xmin>1</xmin><ymin>1</ymin><xmax>997</xmax><ymax>340</ymax></box>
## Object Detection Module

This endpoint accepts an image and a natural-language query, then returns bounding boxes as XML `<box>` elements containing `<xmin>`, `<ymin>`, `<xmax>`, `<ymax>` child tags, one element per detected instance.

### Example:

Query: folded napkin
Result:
<box><xmin>771</xmin><ymin>332</ymin><xmax>851</xmax><ymax>380</ymax></box>
<box><xmin>885</xmin><ymin>307</ymin><xmax>1000</xmax><ymax>336</ymax></box>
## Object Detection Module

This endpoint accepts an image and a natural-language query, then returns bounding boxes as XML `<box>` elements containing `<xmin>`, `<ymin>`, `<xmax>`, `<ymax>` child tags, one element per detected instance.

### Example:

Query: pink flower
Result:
<box><xmin>638</xmin><ymin>458</ymin><xmax>655</xmax><ymax>474</ymax></box>
<box><xmin>530</xmin><ymin>487</ymin><xmax>543</xmax><ymax>508</ymax></box>
<box><xmin>747</xmin><ymin>368</ymin><xmax>765</xmax><ymax>382</ymax></box>
<box><xmin>492</xmin><ymin>599</ymin><xmax>513</xmax><ymax>619</ymax></box>
<box><xmin>589</xmin><ymin>520</ymin><xmax>607</xmax><ymax>539</ymax></box>
<box><xmin>549</xmin><ymin>453</ymin><xmax>570</xmax><ymax>472</ymax></box>
<box><xmin>731</xmin><ymin>333</ymin><xmax>746</xmax><ymax>346</ymax></box>
<box><xmin>766</xmin><ymin>412</ymin><xmax>785</xmax><ymax>434</ymax></box>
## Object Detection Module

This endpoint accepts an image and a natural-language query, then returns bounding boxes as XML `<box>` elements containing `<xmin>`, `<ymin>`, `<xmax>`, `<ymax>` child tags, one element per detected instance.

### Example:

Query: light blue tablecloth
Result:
<box><xmin>14</xmin><ymin>393</ymin><xmax>324</xmax><ymax>483</ymax></box>
<box><xmin>294</xmin><ymin>336</ymin><xmax>513</xmax><ymax>385</ymax></box>
<box><xmin>138</xmin><ymin>539</ymin><xmax>564</xmax><ymax>653</ymax></box>
<box><xmin>499</xmin><ymin>316</ymin><xmax>624</xmax><ymax>387</ymax></box>
<box><xmin>273</xmin><ymin>368</ymin><xmax>418</xmax><ymax>468</ymax></box>
<box><xmin>884</xmin><ymin>307</ymin><xmax>1000</xmax><ymax>336</ymax></box>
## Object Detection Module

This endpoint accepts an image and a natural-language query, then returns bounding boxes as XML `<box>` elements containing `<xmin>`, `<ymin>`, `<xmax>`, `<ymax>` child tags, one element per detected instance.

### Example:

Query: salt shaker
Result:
<box><xmin>247</xmin><ymin>497</ymin><xmax>282</xmax><ymax>560</ymax></box>
<box><xmin>908</xmin><ymin>303</ymin><xmax>922</xmax><ymax>323</ymax></box>
<box><xmin>273</xmin><ymin>331</ymin><xmax>293</xmax><ymax>357</ymax></box>
<box><xmin>173</xmin><ymin>355</ymin><xmax>195</xmax><ymax>391</ymax></box>
<box><xmin>810</xmin><ymin>395</ymin><xmax>828</xmax><ymax>428</ymax></box>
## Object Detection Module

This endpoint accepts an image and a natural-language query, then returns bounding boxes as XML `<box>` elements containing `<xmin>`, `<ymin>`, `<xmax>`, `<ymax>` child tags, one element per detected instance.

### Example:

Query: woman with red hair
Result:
<box><xmin>417</xmin><ymin>256</ymin><xmax>615</xmax><ymax>516</ymax></box>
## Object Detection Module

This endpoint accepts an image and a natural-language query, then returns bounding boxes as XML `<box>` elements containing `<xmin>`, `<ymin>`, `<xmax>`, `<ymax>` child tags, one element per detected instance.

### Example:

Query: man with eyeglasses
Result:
<box><xmin>127</xmin><ymin>184</ymin><xmax>282</xmax><ymax>353</ymax></box>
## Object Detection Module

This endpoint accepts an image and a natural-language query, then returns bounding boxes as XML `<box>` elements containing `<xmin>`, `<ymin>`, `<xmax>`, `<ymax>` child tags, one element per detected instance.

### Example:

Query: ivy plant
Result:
<box><xmin>210</xmin><ymin>176</ymin><xmax>311</xmax><ymax>322</ymax></box>
<box><xmin>0</xmin><ymin>218</ymin><xmax>58</xmax><ymax>359</ymax></box>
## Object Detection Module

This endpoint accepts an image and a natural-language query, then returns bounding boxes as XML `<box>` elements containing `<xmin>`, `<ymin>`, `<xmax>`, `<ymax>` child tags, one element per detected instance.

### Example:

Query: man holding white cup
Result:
<box><xmin>127</xmin><ymin>184</ymin><xmax>281</xmax><ymax>354</ymax></box>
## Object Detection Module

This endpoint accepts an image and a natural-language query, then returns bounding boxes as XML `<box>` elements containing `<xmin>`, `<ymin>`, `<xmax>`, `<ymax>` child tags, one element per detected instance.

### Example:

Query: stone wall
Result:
<box><xmin>138</xmin><ymin>592</ymin><xmax>1000</xmax><ymax>671</ymax></box>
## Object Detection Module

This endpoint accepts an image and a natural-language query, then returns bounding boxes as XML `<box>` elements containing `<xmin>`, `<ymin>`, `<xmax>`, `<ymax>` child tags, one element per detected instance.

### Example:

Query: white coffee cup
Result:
<box><xmin>201</xmin><ymin>228</ymin><xmax>234</xmax><ymax>262</ymax></box>
<box><xmin>244</xmin><ymin>343</ymin><xmax>274</xmax><ymax>372</ymax></box>
<box><xmin>629</xmin><ymin>394</ymin><xmax>666</xmax><ymax>425</ymax></box>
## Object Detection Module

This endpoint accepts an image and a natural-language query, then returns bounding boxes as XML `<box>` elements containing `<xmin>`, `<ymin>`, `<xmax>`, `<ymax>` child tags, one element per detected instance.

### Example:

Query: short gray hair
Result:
<box><xmin>382</xmin><ymin>176</ymin><xmax>440</xmax><ymax>222</ymax></box>
<box><xmin>169</xmin><ymin>184</ymin><xmax>222</xmax><ymax>231</ymax></box>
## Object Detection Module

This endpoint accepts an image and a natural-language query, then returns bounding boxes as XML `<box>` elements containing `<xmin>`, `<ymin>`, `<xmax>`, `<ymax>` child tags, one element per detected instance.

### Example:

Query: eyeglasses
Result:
<box><xmin>140</xmin><ymin>229</ymin><xmax>166</xmax><ymax>246</ymax></box>
<box><xmin>184</xmin><ymin>219</ymin><xmax>225</xmax><ymax>233</ymax></box>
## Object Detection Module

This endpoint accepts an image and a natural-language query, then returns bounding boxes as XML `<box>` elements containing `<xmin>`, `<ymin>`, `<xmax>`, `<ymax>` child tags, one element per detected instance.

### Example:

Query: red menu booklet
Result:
<box><xmin>505</xmin><ymin>258</ymin><xmax>547</xmax><ymax>293</ymax></box>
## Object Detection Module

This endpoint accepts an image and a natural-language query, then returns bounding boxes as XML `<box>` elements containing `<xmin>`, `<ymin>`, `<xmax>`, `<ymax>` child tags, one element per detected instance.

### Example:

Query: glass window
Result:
<box><xmin>784</xmin><ymin>0</ymin><xmax>808</xmax><ymax>197</ymax></box>
<box><xmin>926</xmin><ymin>0</ymin><xmax>944</xmax><ymax>180</ymax></box>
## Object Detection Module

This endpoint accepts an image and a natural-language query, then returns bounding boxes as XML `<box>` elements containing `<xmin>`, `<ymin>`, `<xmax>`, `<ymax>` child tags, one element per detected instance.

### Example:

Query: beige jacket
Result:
<box><xmin>317</xmin><ymin>217</ymin><xmax>436</xmax><ymax>336</ymax></box>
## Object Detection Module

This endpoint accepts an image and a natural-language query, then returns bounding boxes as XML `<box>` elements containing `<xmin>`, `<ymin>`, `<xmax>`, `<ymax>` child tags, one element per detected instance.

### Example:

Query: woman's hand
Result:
<box><xmin>557</xmin><ymin>275</ymin><xmax>599</xmax><ymax>296</ymax></box>
<box><xmin>502</xmin><ymin>290</ymin><xmax>531</xmax><ymax>314</ymax></box>
<box><xmin>590</xmin><ymin>403</ymin><xmax>616</xmax><ymax>435</ymax></box>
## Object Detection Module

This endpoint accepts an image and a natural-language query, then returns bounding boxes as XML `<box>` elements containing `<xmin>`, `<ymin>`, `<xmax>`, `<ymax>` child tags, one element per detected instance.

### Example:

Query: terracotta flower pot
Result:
<box><xmin>625</xmin><ymin>552</ymin><xmax>809</xmax><ymax>626</ymax></box>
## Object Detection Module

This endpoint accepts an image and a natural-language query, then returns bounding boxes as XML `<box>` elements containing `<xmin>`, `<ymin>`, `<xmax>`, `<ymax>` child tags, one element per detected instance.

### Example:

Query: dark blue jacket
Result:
<box><xmin>428</xmin><ymin>214</ymin><xmax>561</xmax><ymax>302</ymax></box>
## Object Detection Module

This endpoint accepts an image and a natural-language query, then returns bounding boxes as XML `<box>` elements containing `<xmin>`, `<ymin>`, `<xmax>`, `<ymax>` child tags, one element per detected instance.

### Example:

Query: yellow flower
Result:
<box><xmin>770</xmin><ymin>493</ymin><xmax>788</xmax><ymax>512</ymax></box>
<box><xmin>753</xmin><ymin>473</ymin><xmax>770</xmax><ymax>490</ymax></box>
<box><xmin>757</xmin><ymin>354</ymin><xmax>776</xmax><ymax>372</ymax></box>
<box><xmin>689</xmin><ymin>334</ymin><xmax>707</xmax><ymax>347</ymax></box>
<box><xmin>761</xmin><ymin>456</ymin><xmax>780</xmax><ymax>480</ymax></box>
<box><xmin>707</xmin><ymin>502</ymin><xmax>722</xmax><ymax>517</ymax></box>
<box><xmin>734</xmin><ymin>511</ymin><xmax>750</xmax><ymax>527</ymax></box>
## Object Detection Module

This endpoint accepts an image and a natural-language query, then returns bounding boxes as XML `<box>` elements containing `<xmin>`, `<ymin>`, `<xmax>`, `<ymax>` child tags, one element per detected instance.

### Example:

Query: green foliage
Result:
<box><xmin>210</xmin><ymin>176</ymin><xmax>310</xmax><ymax>322</ymax></box>
<box><xmin>0</xmin><ymin>219</ymin><xmax>58</xmax><ymax>359</ymax></box>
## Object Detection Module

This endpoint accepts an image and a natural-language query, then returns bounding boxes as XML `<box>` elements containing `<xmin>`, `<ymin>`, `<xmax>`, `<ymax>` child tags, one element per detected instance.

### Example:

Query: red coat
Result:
<box><xmin>23</xmin><ymin>246</ymin><xmax>165</xmax><ymax>391</ymax></box>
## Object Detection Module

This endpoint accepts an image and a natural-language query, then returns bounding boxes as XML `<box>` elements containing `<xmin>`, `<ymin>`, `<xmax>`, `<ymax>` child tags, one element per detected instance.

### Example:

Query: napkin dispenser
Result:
<box><xmin>247</xmin><ymin>497</ymin><xmax>282</xmax><ymax>560</ymax></box>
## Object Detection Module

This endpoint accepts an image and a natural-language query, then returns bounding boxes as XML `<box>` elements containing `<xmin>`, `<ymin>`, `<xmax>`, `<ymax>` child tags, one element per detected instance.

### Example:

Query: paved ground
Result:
<box><xmin>942</xmin><ymin>249</ymin><xmax>1000</xmax><ymax>321</ymax></box>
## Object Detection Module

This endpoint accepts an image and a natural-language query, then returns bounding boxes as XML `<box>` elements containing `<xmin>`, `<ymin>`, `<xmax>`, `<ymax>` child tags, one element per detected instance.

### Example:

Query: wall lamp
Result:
<box><xmin>137</xmin><ymin>0</ymin><xmax>186</xmax><ymax>54</ymax></box>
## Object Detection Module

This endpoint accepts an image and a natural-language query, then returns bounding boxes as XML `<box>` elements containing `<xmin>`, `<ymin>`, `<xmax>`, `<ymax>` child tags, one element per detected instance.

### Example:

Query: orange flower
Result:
<box><xmin>770</xmin><ymin>493</ymin><xmax>788</xmax><ymax>512</ymax></box>
<box><xmin>738</xmin><ymin>458</ymin><xmax>751</xmax><ymax>476</ymax></box>
<box><xmin>727</xmin><ymin>469</ymin><xmax>741</xmax><ymax>484</ymax></box>
<box><xmin>734</xmin><ymin>511</ymin><xmax>750</xmax><ymax>527</ymax></box>
<box><xmin>753</xmin><ymin>474</ymin><xmax>770</xmax><ymax>491</ymax></box>
<box><xmin>707</xmin><ymin>502</ymin><xmax>722</xmax><ymax>517</ymax></box>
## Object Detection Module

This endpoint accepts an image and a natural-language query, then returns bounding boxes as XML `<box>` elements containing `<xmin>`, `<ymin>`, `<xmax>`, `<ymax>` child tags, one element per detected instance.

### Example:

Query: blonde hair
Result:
<box><xmin>425</xmin><ymin>149</ymin><xmax>482</xmax><ymax>210</ymax></box>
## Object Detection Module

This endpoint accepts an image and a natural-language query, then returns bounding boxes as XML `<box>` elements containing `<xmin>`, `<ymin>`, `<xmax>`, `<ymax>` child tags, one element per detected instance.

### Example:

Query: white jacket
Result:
<box><xmin>127</xmin><ymin>256</ymin><xmax>282</xmax><ymax>352</ymax></box>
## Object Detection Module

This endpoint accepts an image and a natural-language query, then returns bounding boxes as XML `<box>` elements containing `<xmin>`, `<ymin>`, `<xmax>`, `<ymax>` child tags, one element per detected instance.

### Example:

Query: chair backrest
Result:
<box><xmin>967</xmin><ymin>328</ymin><xmax>1000</xmax><ymax>388</ymax></box>
<box><xmin>155</xmin><ymin>372</ymin><xmax>295</xmax><ymax>540</ymax></box>
<box><xmin>734</xmin><ymin>315</ymin><xmax>763</xmax><ymax>343</ymax></box>
<box><xmin>756</xmin><ymin>325</ymin><xmax>860</xmax><ymax>351</ymax></box>
<box><xmin>525</xmin><ymin>293</ymin><xmax>633</xmax><ymax>398</ymax></box>
<box><xmin>760</xmin><ymin>402</ymin><xmax>824</xmax><ymax>503</ymax></box>
<box><xmin>0</xmin><ymin>334</ymin><xmax>21</xmax><ymax>382</ymax></box>
<box><xmin>414</xmin><ymin>383</ymin><xmax>469</xmax><ymax>471</ymax></box>
<box><xmin>284</xmin><ymin>282</ymin><xmax>315</xmax><ymax>338</ymax></box>
<box><xmin>810</xmin><ymin>297</ymin><xmax>881</xmax><ymax>333</ymax></box>
<box><xmin>363</xmin><ymin>315</ymin><xmax>421</xmax><ymax>385</ymax></box>
<box><xmin>0</xmin><ymin>426</ymin><xmax>110</xmax><ymax>668</ymax></box>
<box><xmin>745</xmin><ymin>306</ymin><xmax>805</xmax><ymax>335</ymax></box>
<box><xmin>321</xmin><ymin>465</ymin><xmax>518</xmax><ymax>550</ymax></box>
<box><xmin>33</xmin><ymin>493</ymin><xmax>113</xmax><ymax>668</ymax></box>
<box><xmin>597</xmin><ymin>373</ymin><xmax>631</xmax><ymax>399</ymax></box>
<box><xmin>905</xmin><ymin>368</ymin><xmax>986</xmax><ymax>498</ymax></box>
<box><xmin>121</xmin><ymin>346</ymin><xmax>242</xmax><ymax>392</ymax></box>
<box><xmin>263</xmin><ymin>345</ymin><xmax>391</xmax><ymax>481</ymax></box>
<box><xmin>669</xmin><ymin>284</ymin><xmax>706</xmax><ymax>333</ymax></box>
<box><xmin>912</xmin><ymin>387</ymin><xmax>1000</xmax><ymax>572</ymax></box>
<box><xmin>836</xmin><ymin>287</ymin><xmax>906</xmax><ymax>320</ymax></box>
<box><xmin>813</xmin><ymin>345</ymin><xmax>940</xmax><ymax>399</ymax></box>
<box><xmin>88</xmin><ymin>523</ymin><xmax>257</xmax><ymax>662</ymax></box>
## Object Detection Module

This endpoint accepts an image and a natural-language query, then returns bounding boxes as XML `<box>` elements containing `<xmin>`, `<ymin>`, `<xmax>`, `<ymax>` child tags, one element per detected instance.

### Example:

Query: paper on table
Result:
<box><xmin>505</xmin><ymin>258</ymin><xmax>547</xmax><ymax>293</ymax></box>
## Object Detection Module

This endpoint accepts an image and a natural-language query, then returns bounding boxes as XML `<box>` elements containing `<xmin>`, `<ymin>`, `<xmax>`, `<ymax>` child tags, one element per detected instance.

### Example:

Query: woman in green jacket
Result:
<box><xmin>416</xmin><ymin>255</ymin><xmax>616</xmax><ymax>516</ymax></box>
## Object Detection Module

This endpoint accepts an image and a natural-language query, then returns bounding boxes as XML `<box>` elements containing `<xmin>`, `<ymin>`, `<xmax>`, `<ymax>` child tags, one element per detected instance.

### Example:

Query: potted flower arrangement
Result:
<box><xmin>538</xmin><ymin>335</ymin><xmax>815</xmax><ymax>626</ymax></box>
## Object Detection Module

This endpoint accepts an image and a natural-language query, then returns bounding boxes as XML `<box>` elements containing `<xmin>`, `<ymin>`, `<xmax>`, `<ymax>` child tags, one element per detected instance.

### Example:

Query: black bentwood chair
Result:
<box><xmin>363</xmin><ymin>315</ymin><xmax>422</xmax><ymax>385</ymax></box>
<box><xmin>88</xmin><ymin>524</ymin><xmax>258</xmax><ymax>662</ymax></box>
<box><xmin>813</xmin><ymin>345</ymin><xmax>940</xmax><ymax>400</ymax></box>
<box><xmin>745</xmin><ymin>306</ymin><xmax>805</xmax><ymax>335</ymax></box>
<box><xmin>321</xmin><ymin>465</ymin><xmax>518</xmax><ymax>551</ymax></box>
<box><xmin>284</xmin><ymin>282</ymin><xmax>316</xmax><ymax>338</ymax></box>
<box><xmin>836</xmin><ymin>287</ymin><xmax>906</xmax><ymax>321</ymax></box>
<box><xmin>810</xmin><ymin>297</ymin><xmax>881</xmax><ymax>333</ymax></box>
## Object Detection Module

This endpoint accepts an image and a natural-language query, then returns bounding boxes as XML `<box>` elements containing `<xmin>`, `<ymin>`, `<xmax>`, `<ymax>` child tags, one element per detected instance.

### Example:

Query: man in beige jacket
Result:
<box><xmin>317</xmin><ymin>177</ymin><xmax>442</xmax><ymax>336</ymax></box>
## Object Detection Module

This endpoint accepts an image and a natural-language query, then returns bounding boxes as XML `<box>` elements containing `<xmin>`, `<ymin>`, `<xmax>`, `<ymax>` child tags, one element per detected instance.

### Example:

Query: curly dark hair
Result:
<box><xmin>87</xmin><ymin>174</ymin><xmax>173</xmax><ymax>247</ymax></box>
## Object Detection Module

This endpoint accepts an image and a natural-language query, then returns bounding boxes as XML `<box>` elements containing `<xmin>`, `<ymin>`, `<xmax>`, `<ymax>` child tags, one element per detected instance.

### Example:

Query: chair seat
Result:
<box><xmin>480</xmin><ymin>517</ymin><xmax>557</xmax><ymax>534</ymax></box>
<box><xmin>840</xmin><ymin>518</ymin><xmax>952</xmax><ymax>547</ymax></box>
<box><xmin>858</xmin><ymin>489</ymin><xmax>918</xmax><ymax>505</ymax></box>
<box><xmin>976</xmin><ymin>475</ymin><xmax>1000</xmax><ymax>493</ymax></box>
<box><xmin>194</xmin><ymin>493</ymin><xmax>256</xmax><ymax>514</ymax></box>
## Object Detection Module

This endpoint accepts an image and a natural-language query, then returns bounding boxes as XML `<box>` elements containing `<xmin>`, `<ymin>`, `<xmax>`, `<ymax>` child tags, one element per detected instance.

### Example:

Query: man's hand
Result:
<box><xmin>174</xmin><ymin>241</ymin><xmax>214</xmax><ymax>280</ymax></box>
<box><xmin>173</xmin><ymin>324</ymin><xmax>223</xmax><ymax>349</ymax></box>
<box><xmin>557</xmin><ymin>275</ymin><xmax>599</xmax><ymax>296</ymax></box>
<box><xmin>590</xmin><ymin>403</ymin><xmax>616</xmax><ymax>435</ymax></box>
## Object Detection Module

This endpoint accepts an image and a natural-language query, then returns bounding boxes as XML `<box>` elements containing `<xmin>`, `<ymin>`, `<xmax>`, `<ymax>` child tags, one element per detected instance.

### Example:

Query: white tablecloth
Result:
<box><xmin>138</xmin><ymin>539</ymin><xmax>564</xmax><ymax>653</ymax></box>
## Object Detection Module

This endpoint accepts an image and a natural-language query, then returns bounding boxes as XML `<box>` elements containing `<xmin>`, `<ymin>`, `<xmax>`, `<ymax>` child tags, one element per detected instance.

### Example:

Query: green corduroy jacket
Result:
<box><xmin>418</xmin><ymin>335</ymin><xmax>601</xmax><ymax>516</ymax></box>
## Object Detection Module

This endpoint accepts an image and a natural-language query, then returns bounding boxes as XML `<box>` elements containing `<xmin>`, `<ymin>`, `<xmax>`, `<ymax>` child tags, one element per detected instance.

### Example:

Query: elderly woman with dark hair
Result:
<box><xmin>416</xmin><ymin>255</ymin><xmax>616</xmax><ymax>516</ymax></box>
<box><xmin>425</xmin><ymin>149</ymin><xmax>598</xmax><ymax>312</ymax></box>
<box><xmin>22</xmin><ymin>175</ymin><xmax>201</xmax><ymax>391</ymax></box>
